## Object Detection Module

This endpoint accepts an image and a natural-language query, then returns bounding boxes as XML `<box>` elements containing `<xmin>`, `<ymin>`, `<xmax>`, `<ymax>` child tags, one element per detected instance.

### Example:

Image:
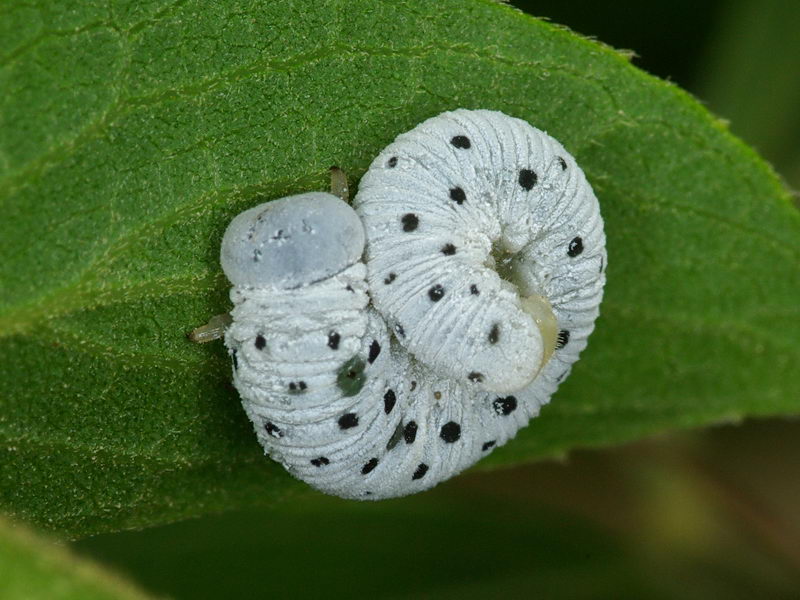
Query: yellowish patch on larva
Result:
<box><xmin>519</xmin><ymin>294</ymin><xmax>558</xmax><ymax>372</ymax></box>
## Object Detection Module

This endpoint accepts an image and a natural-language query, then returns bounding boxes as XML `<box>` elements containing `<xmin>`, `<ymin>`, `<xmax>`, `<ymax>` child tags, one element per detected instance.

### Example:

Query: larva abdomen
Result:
<box><xmin>354</xmin><ymin>110</ymin><xmax>604</xmax><ymax>397</ymax></box>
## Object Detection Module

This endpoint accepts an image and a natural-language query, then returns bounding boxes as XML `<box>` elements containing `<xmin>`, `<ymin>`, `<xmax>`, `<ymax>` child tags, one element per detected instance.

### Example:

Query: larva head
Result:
<box><xmin>221</xmin><ymin>192</ymin><xmax>365</xmax><ymax>289</ymax></box>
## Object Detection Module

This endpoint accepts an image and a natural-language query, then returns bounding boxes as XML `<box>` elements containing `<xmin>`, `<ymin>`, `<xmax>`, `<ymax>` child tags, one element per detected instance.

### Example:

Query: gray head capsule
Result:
<box><xmin>220</xmin><ymin>192</ymin><xmax>365</xmax><ymax>289</ymax></box>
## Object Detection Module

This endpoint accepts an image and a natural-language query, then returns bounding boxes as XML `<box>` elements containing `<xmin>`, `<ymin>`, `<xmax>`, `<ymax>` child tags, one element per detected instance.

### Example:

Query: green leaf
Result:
<box><xmin>696</xmin><ymin>0</ymin><xmax>800</xmax><ymax>186</ymax></box>
<box><xmin>74</xmin><ymin>426</ymin><xmax>800</xmax><ymax>600</ymax></box>
<box><xmin>0</xmin><ymin>516</ymin><xmax>151</xmax><ymax>599</ymax></box>
<box><xmin>73</xmin><ymin>496</ymin><xmax>662</xmax><ymax>600</ymax></box>
<box><xmin>1</xmin><ymin>0</ymin><xmax>798</xmax><ymax>537</ymax></box>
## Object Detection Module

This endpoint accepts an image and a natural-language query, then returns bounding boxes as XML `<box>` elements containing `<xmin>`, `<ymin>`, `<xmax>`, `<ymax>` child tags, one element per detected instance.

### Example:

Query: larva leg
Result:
<box><xmin>187</xmin><ymin>313</ymin><xmax>232</xmax><ymax>343</ymax></box>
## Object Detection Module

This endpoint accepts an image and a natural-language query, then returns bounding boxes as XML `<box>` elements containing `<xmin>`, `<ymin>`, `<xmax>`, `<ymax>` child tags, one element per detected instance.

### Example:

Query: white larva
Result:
<box><xmin>214</xmin><ymin>109</ymin><xmax>606</xmax><ymax>500</ymax></box>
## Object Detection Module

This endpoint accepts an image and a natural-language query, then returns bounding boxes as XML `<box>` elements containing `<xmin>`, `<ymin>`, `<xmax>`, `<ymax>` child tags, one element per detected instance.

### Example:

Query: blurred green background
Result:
<box><xmin>69</xmin><ymin>1</ymin><xmax>800</xmax><ymax>598</ymax></box>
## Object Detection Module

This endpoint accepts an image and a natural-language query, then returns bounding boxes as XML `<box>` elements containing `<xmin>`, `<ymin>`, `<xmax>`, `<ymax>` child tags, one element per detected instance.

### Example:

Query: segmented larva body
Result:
<box><xmin>221</xmin><ymin>109</ymin><xmax>606</xmax><ymax>500</ymax></box>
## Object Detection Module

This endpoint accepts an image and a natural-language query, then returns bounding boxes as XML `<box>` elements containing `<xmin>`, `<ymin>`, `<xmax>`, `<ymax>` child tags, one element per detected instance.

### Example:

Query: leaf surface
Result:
<box><xmin>1</xmin><ymin>0</ymin><xmax>798</xmax><ymax>536</ymax></box>
<box><xmin>0</xmin><ymin>517</ymin><xmax>151</xmax><ymax>599</ymax></box>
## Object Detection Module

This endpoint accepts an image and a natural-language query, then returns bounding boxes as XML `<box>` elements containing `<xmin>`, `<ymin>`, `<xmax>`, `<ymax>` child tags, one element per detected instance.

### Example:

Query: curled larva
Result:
<box><xmin>201</xmin><ymin>109</ymin><xmax>606</xmax><ymax>500</ymax></box>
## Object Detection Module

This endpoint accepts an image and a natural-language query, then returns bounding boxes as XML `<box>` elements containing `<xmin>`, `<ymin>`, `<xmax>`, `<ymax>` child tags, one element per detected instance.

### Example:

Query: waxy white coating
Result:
<box><xmin>221</xmin><ymin>110</ymin><xmax>606</xmax><ymax>500</ymax></box>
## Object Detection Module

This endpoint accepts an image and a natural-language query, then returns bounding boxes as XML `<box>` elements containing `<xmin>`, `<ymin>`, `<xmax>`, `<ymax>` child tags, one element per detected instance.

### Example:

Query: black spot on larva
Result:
<box><xmin>433</xmin><ymin>391</ymin><xmax>442</xmax><ymax>400</ymax></box>
<box><xmin>467</xmin><ymin>371</ymin><xmax>484</xmax><ymax>383</ymax></box>
<box><xmin>362</xmin><ymin>458</ymin><xmax>379</xmax><ymax>474</ymax></box>
<box><xmin>557</xmin><ymin>330</ymin><xmax>570</xmax><ymax>350</ymax></box>
<box><xmin>440</xmin><ymin>421</ymin><xmax>461</xmax><ymax>443</ymax></box>
<box><xmin>338</xmin><ymin>412</ymin><xmax>359</xmax><ymax>430</ymax></box>
<box><xmin>557</xmin><ymin>156</ymin><xmax>568</xmax><ymax>170</ymax></box>
<box><xmin>252</xmin><ymin>248</ymin><xmax>262</xmax><ymax>262</ymax></box>
<box><xmin>368</xmin><ymin>340</ymin><xmax>381</xmax><ymax>364</ymax></box>
<box><xmin>449</xmin><ymin>186</ymin><xmax>466</xmax><ymax>205</ymax></box>
<box><xmin>384</xmin><ymin>272</ymin><xmax>396</xmax><ymax>285</ymax></box>
<box><xmin>518</xmin><ymin>168</ymin><xmax>537</xmax><ymax>190</ymax></box>
<box><xmin>556</xmin><ymin>370</ymin><xmax>569</xmax><ymax>383</ymax></box>
<box><xmin>345</xmin><ymin>284</ymin><xmax>354</xmax><ymax>293</ymax></box>
<box><xmin>395</xmin><ymin>323</ymin><xmax>405</xmax><ymax>338</ymax></box>
<box><xmin>264</xmin><ymin>421</ymin><xmax>282</xmax><ymax>438</ymax></box>
<box><xmin>599</xmin><ymin>257</ymin><xmax>604</xmax><ymax>273</ymax></box>
<box><xmin>450</xmin><ymin>135</ymin><xmax>471</xmax><ymax>149</ymax></box>
<box><xmin>428</xmin><ymin>284</ymin><xmax>445</xmax><ymax>302</ymax></box>
<box><xmin>488</xmin><ymin>323</ymin><xmax>500</xmax><ymax>344</ymax></box>
<box><xmin>493</xmin><ymin>396</ymin><xmax>518</xmax><ymax>416</ymax></box>
<box><xmin>404</xmin><ymin>421</ymin><xmax>418</xmax><ymax>444</ymax></box>
<box><xmin>412</xmin><ymin>463</ymin><xmax>429</xmax><ymax>480</ymax></box>
<box><xmin>254</xmin><ymin>335</ymin><xmax>266</xmax><ymax>350</ymax></box>
<box><xmin>401</xmin><ymin>213</ymin><xmax>419</xmax><ymax>232</ymax></box>
<box><xmin>310</xmin><ymin>456</ymin><xmax>329</xmax><ymax>467</ymax></box>
<box><xmin>470</xmin><ymin>284</ymin><xmax>479</xmax><ymax>295</ymax></box>
<box><xmin>386</xmin><ymin>422</ymin><xmax>404</xmax><ymax>451</ymax></box>
<box><xmin>384</xmin><ymin>389</ymin><xmax>396</xmax><ymax>414</ymax></box>
<box><xmin>327</xmin><ymin>331</ymin><xmax>340</xmax><ymax>350</ymax></box>
<box><xmin>410</xmin><ymin>380</ymin><xmax>417</xmax><ymax>391</ymax></box>
<box><xmin>567</xmin><ymin>236</ymin><xmax>584</xmax><ymax>257</ymax></box>
<box><xmin>231</xmin><ymin>349</ymin><xmax>238</xmax><ymax>371</ymax></box>
<box><xmin>288</xmin><ymin>381</ymin><xmax>307</xmax><ymax>394</ymax></box>
<box><xmin>482</xmin><ymin>440</ymin><xmax>496</xmax><ymax>451</ymax></box>
<box><xmin>441</xmin><ymin>243</ymin><xmax>456</xmax><ymax>256</ymax></box>
<box><xmin>387</xmin><ymin>156</ymin><xmax>398</xmax><ymax>168</ymax></box>
<box><xmin>337</xmin><ymin>356</ymin><xmax>366</xmax><ymax>397</ymax></box>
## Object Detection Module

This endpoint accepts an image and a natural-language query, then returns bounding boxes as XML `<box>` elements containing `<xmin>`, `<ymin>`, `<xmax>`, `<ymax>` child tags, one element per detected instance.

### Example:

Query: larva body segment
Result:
<box><xmin>221</xmin><ymin>110</ymin><xmax>606</xmax><ymax>500</ymax></box>
<box><xmin>354</xmin><ymin>110</ymin><xmax>605</xmax><ymax>396</ymax></box>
